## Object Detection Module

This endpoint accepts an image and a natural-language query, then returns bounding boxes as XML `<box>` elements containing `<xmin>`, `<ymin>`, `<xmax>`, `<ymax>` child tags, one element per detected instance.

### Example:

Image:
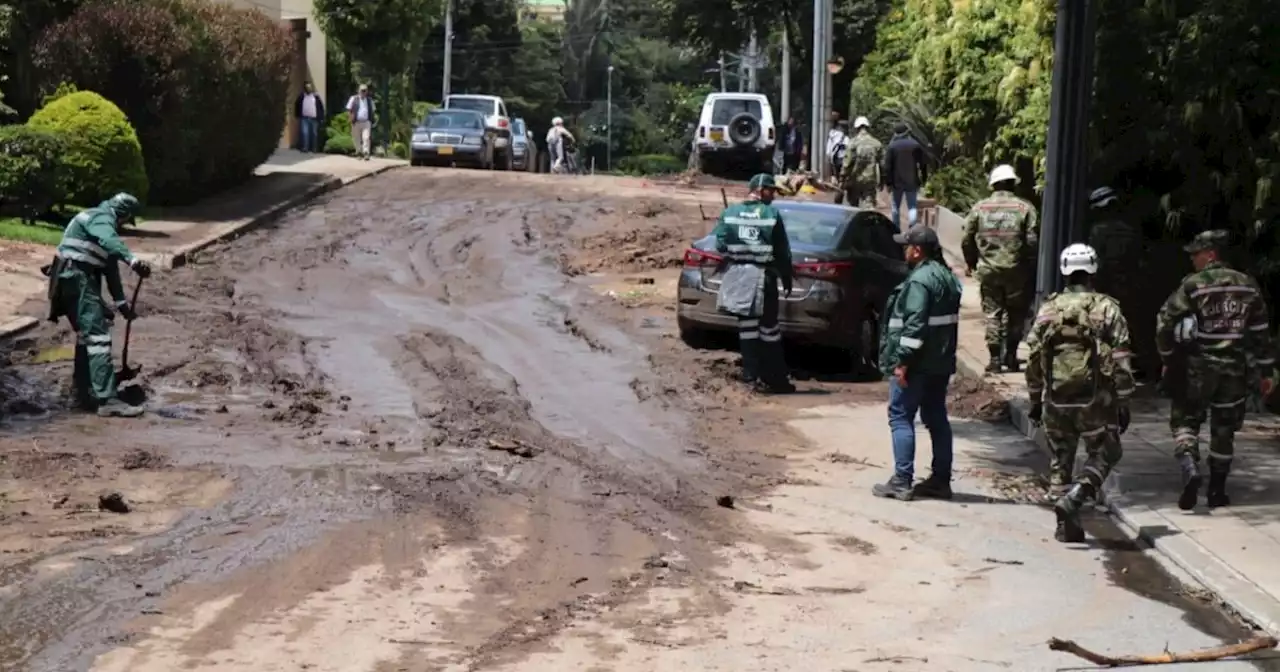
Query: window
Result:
<box><xmin>426</xmin><ymin>112</ymin><xmax>482</xmax><ymax>129</ymax></box>
<box><xmin>775</xmin><ymin>206</ymin><xmax>849</xmax><ymax>248</ymax></box>
<box><xmin>512</xmin><ymin>119</ymin><xmax>526</xmax><ymax>135</ymax></box>
<box><xmin>711</xmin><ymin>99</ymin><xmax>763</xmax><ymax>125</ymax></box>
<box><xmin>447</xmin><ymin>97</ymin><xmax>496</xmax><ymax>115</ymax></box>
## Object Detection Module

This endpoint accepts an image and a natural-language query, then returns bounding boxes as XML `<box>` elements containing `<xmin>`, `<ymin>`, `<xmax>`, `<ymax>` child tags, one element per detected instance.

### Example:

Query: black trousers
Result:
<box><xmin>737</xmin><ymin>277</ymin><xmax>788</xmax><ymax>385</ymax></box>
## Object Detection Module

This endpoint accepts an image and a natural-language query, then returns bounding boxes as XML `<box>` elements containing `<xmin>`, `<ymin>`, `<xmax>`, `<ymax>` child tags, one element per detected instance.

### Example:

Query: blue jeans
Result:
<box><xmin>888</xmin><ymin>372</ymin><xmax>953</xmax><ymax>482</ymax></box>
<box><xmin>891</xmin><ymin>188</ymin><xmax>919</xmax><ymax>229</ymax></box>
<box><xmin>300</xmin><ymin>117</ymin><xmax>320</xmax><ymax>152</ymax></box>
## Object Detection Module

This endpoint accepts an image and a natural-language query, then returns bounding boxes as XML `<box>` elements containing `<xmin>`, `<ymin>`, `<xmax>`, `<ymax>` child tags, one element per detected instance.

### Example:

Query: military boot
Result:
<box><xmin>1177</xmin><ymin>455</ymin><xmax>1202</xmax><ymax>511</ymax></box>
<box><xmin>1003</xmin><ymin>341</ymin><xmax>1020</xmax><ymax>373</ymax></box>
<box><xmin>1206</xmin><ymin>468</ymin><xmax>1231</xmax><ymax>508</ymax></box>
<box><xmin>872</xmin><ymin>475</ymin><xmax>915</xmax><ymax>501</ymax></box>
<box><xmin>985</xmin><ymin>345</ymin><xmax>1002</xmax><ymax>374</ymax></box>
<box><xmin>912</xmin><ymin>474</ymin><xmax>953</xmax><ymax>500</ymax></box>
<box><xmin>96</xmin><ymin>398</ymin><xmax>144</xmax><ymax>418</ymax></box>
<box><xmin>1053</xmin><ymin>482</ymin><xmax>1091</xmax><ymax>543</ymax></box>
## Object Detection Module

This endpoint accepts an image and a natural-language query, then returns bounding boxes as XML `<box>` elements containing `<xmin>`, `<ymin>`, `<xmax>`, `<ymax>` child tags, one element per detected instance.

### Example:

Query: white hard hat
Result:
<box><xmin>853</xmin><ymin>116</ymin><xmax>870</xmax><ymax>129</ymax></box>
<box><xmin>989</xmin><ymin>164</ymin><xmax>1019</xmax><ymax>185</ymax></box>
<box><xmin>1059</xmin><ymin>243</ymin><xmax>1099</xmax><ymax>276</ymax></box>
<box><xmin>552</xmin><ymin>117</ymin><xmax>563</xmax><ymax>125</ymax></box>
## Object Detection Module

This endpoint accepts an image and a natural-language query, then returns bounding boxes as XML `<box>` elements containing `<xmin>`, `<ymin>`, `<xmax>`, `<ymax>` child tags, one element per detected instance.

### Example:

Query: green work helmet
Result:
<box><xmin>106</xmin><ymin>193</ymin><xmax>141</xmax><ymax>222</ymax></box>
<box><xmin>748</xmin><ymin>173</ymin><xmax>777</xmax><ymax>190</ymax></box>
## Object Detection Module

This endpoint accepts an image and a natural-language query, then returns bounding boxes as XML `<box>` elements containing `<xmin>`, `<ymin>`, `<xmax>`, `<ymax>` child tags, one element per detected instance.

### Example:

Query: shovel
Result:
<box><xmin>116</xmin><ymin>276</ymin><xmax>144</xmax><ymax>382</ymax></box>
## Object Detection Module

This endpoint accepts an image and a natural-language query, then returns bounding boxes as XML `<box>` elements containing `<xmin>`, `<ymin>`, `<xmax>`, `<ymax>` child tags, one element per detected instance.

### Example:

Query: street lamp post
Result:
<box><xmin>607</xmin><ymin>65</ymin><xmax>614</xmax><ymax>172</ymax></box>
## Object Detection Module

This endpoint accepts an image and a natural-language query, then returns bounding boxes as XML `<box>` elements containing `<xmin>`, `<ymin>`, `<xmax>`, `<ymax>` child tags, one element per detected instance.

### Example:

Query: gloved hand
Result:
<box><xmin>130</xmin><ymin>258</ymin><xmax>152</xmax><ymax>279</ymax></box>
<box><xmin>116</xmin><ymin>300</ymin><xmax>137</xmax><ymax>322</ymax></box>
<box><xmin>1028</xmin><ymin>401</ymin><xmax>1043</xmax><ymax>422</ymax></box>
<box><xmin>1118</xmin><ymin>406</ymin><xmax>1131</xmax><ymax>434</ymax></box>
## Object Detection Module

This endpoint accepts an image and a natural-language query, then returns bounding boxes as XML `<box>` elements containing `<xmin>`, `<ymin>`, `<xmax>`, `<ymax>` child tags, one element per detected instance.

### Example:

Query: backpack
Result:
<box><xmin>1041</xmin><ymin>295</ymin><xmax>1102</xmax><ymax>406</ymax></box>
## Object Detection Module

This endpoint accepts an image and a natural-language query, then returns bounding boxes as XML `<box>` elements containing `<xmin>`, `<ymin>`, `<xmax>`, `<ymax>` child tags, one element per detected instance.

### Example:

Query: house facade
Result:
<box><xmin>226</xmin><ymin>0</ymin><xmax>328</xmax><ymax>149</ymax></box>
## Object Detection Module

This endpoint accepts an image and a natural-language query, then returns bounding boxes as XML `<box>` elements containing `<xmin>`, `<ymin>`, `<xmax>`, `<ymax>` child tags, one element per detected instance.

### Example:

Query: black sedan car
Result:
<box><xmin>677</xmin><ymin>200</ymin><xmax>908</xmax><ymax>363</ymax></box>
<box><xmin>410</xmin><ymin>109</ymin><xmax>494</xmax><ymax>168</ymax></box>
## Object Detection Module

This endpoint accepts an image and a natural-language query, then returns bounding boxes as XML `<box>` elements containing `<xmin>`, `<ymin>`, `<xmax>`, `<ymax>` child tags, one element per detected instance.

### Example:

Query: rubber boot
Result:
<box><xmin>96</xmin><ymin>398</ymin><xmax>144</xmax><ymax>418</ymax></box>
<box><xmin>1053</xmin><ymin>482</ymin><xmax>1090</xmax><ymax>543</ymax></box>
<box><xmin>985</xmin><ymin>345</ymin><xmax>1002</xmax><ymax>374</ymax></box>
<box><xmin>1177</xmin><ymin>455</ymin><xmax>1202</xmax><ymax>511</ymax></box>
<box><xmin>1207</xmin><ymin>469</ymin><xmax>1231</xmax><ymax>508</ymax></box>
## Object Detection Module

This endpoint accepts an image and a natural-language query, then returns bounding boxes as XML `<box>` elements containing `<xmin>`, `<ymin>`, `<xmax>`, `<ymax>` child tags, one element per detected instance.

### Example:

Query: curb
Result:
<box><xmin>145</xmin><ymin>164</ymin><xmax>404</xmax><ymax>270</ymax></box>
<box><xmin>955</xmin><ymin>348</ymin><xmax>1280</xmax><ymax>635</ymax></box>
<box><xmin>0</xmin><ymin>316</ymin><xmax>39</xmax><ymax>342</ymax></box>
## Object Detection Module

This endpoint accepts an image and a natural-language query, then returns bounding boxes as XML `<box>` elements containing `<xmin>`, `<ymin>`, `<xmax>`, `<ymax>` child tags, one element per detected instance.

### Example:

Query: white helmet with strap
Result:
<box><xmin>552</xmin><ymin>116</ymin><xmax>563</xmax><ymax>126</ymax></box>
<box><xmin>1059</xmin><ymin>243</ymin><xmax>1099</xmax><ymax>276</ymax></box>
<box><xmin>988</xmin><ymin>164</ymin><xmax>1019</xmax><ymax>185</ymax></box>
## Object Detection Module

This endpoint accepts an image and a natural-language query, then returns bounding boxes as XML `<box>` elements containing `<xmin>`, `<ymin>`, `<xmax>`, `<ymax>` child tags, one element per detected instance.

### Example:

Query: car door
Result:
<box><xmin>846</xmin><ymin>211</ymin><xmax>908</xmax><ymax>312</ymax></box>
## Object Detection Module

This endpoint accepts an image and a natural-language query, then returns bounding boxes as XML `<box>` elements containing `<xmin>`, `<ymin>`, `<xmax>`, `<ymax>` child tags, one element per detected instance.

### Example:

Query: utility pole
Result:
<box><xmin>780</xmin><ymin>24</ymin><xmax>790</xmax><ymax>123</ymax></box>
<box><xmin>809</xmin><ymin>0</ymin><xmax>826</xmax><ymax>176</ymax></box>
<box><xmin>441</xmin><ymin>0</ymin><xmax>454</xmax><ymax>101</ymax></box>
<box><xmin>737</xmin><ymin>47</ymin><xmax>745</xmax><ymax>92</ymax></box>
<box><xmin>607</xmin><ymin>65</ymin><xmax>614</xmax><ymax>172</ymax></box>
<box><xmin>747</xmin><ymin>29</ymin><xmax>759</xmax><ymax>92</ymax></box>
<box><xmin>718</xmin><ymin>51</ymin><xmax>726</xmax><ymax>92</ymax></box>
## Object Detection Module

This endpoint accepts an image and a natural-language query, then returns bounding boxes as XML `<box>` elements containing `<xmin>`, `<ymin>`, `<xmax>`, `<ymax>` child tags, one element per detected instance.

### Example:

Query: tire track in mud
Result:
<box><xmin>0</xmin><ymin>170</ymin><xmax>784</xmax><ymax>671</ymax></box>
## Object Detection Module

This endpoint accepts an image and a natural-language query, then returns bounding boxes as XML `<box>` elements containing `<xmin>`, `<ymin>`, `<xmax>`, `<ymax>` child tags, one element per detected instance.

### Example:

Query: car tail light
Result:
<box><xmin>683</xmin><ymin>248</ymin><xmax>721</xmax><ymax>268</ymax></box>
<box><xmin>498</xmin><ymin>118</ymin><xmax>509</xmax><ymax>128</ymax></box>
<box><xmin>794</xmin><ymin>260</ymin><xmax>852</xmax><ymax>280</ymax></box>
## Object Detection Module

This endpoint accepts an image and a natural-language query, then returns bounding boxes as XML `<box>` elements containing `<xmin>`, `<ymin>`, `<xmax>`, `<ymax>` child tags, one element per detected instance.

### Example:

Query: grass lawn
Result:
<box><xmin>0</xmin><ymin>217</ymin><xmax>64</xmax><ymax>246</ymax></box>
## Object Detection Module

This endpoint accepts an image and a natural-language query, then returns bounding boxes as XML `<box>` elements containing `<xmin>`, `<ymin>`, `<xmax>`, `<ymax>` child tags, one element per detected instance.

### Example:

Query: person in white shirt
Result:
<box><xmin>545</xmin><ymin>117</ymin><xmax>575</xmax><ymax>173</ymax></box>
<box><xmin>294</xmin><ymin>82</ymin><xmax>325</xmax><ymax>153</ymax></box>
<box><xmin>346</xmin><ymin>84</ymin><xmax>376</xmax><ymax>160</ymax></box>
<box><xmin>826</xmin><ymin>119</ymin><xmax>849</xmax><ymax>179</ymax></box>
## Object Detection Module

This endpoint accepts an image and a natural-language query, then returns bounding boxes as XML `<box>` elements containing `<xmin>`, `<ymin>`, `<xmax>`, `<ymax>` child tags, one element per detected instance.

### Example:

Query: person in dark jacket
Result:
<box><xmin>883</xmin><ymin>123</ymin><xmax>929</xmax><ymax>230</ymax></box>
<box><xmin>873</xmin><ymin>224</ymin><xmax>963</xmax><ymax>501</ymax></box>
<box><xmin>294</xmin><ymin>82</ymin><xmax>326</xmax><ymax>153</ymax></box>
<box><xmin>780</xmin><ymin>117</ymin><xmax>805</xmax><ymax>172</ymax></box>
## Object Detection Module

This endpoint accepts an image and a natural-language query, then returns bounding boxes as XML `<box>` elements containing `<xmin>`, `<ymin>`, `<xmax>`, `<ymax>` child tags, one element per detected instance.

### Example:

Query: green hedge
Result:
<box><xmin>0</xmin><ymin>125</ymin><xmax>69</xmax><ymax>222</ymax></box>
<box><xmin>34</xmin><ymin>0</ymin><xmax>293</xmax><ymax>205</ymax></box>
<box><xmin>324</xmin><ymin>114</ymin><xmax>355</xmax><ymax>155</ymax></box>
<box><xmin>27</xmin><ymin>91</ymin><xmax>147</xmax><ymax>206</ymax></box>
<box><xmin>616</xmin><ymin>154</ymin><xmax>685</xmax><ymax>176</ymax></box>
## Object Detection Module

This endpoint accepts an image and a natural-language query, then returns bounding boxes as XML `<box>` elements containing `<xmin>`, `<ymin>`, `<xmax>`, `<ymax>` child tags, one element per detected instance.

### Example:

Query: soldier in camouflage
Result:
<box><xmin>711</xmin><ymin>173</ymin><xmax>796</xmax><ymax>394</ymax></box>
<box><xmin>961</xmin><ymin>164</ymin><xmax>1040</xmax><ymax>374</ymax></box>
<box><xmin>1086</xmin><ymin>187</ymin><xmax>1145</xmax><ymax>363</ymax></box>
<box><xmin>1026</xmin><ymin>244</ymin><xmax>1135</xmax><ymax>543</ymax></box>
<box><xmin>1156</xmin><ymin>230</ymin><xmax>1276</xmax><ymax>510</ymax></box>
<box><xmin>839</xmin><ymin>116</ymin><xmax>883</xmax><ymax>208</ymax></box>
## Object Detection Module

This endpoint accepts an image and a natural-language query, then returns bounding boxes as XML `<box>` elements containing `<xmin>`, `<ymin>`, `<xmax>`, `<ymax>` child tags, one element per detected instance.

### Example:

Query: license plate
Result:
<box><xmin>710</xmin><ymin>130</ymin><xmax>723</xmax><ymax>141</ymax></box>
<box><xmin>438</xmin><ymin>146</ymin><xmax>454</xmax><ymax>155</ymax></box>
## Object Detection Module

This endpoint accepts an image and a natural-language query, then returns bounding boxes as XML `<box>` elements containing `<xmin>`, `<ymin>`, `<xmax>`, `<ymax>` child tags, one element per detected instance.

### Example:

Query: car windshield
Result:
<box><xmin>512</xmin><ymin>119</ymin><xmax>526</xmax><ymax>135</ymax></box>
<box><xmin>776</xmin><ymin>206</ymin><xmax>850</xmax><ymax>247</ymax></box>
<box><xmin>425</xmin><ymin>111</ymin><xmax>482</xmax><ymax>129</ymax></box>
<box><xmin>711</xmin><ymin>99</ymin><xmax>763</xmax><ymax>125</ymax></box>
<box><xmin>447</xmin><ymin>97</ymin><xmax>496</xmax><ymax>115</ymax></box>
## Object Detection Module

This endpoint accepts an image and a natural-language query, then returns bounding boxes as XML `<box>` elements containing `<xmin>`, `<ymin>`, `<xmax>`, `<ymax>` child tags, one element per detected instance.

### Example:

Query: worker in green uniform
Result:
<box><xmin>711</xmin><ymin>173</ymin><xmax>796</xmax><ymax>393</ymax></box>
<box><xmin>46</xmin><ymin>193</ymin><xmax>152</xmax><ymax>417</ymax></box>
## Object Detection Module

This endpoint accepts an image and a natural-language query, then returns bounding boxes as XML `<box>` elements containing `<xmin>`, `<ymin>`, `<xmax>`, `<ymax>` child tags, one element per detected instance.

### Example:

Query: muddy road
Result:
<box><xmin>0</xmin><ymin>169</ymin><xmax>1274</xmax><ymax>671</ymax></box>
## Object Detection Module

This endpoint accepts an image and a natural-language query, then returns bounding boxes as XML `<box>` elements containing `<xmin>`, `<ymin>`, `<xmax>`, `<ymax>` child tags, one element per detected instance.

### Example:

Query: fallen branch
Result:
<box><xmin>1048</xmin><ymin>635</ymin><xmax>1277</xmax><ymax>666</ymax></box>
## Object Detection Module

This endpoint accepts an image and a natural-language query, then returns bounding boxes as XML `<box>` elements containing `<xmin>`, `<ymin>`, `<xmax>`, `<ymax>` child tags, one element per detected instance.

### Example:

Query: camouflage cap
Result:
<box><xmin>1184</xmin><ymin>229</ymin><xmax>1230</xmax><ymax>253</ymax></box>
<box><xmin>747</xmin><ymin>173</ymin><xmax>777</xmax><ymax>190</ymax></box>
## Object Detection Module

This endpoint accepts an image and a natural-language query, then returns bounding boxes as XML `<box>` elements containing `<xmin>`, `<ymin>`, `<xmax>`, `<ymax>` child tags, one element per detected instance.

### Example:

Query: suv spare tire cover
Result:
<box><xmin>727</xmin><ymin>113</ymin><xmax>762</xmax><ymax>146</ymax></box>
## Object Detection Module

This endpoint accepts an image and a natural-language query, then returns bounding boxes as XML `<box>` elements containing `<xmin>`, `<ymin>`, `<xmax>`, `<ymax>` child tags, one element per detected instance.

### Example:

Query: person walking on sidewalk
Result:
<box><xmin>45</xmin><ymin>193</ymin><xmax>152</xmax><ymax>417</ymax></box>
<box><xmin>873</xmin><ymin>225</ymin><xmax>962</xmax><ymax>502</ymax></box>
<box><xmin>840</xmin><ymin>116</ymin><xmax>883</xmax><ymax>208</ymax></box>
<box><xmin>346</xmin><ymin>84</ymin><xmax>376</xmax><ymax>160</ymax></box>
<box><xmin>883</xmin><ymin>123</ymin><xmax>928</xmax><ymax>229</ymax></box>
<box><xmin>1025</xmin><ymin>244</ymin><xmax>1135</xmax><ymax>543</ymax></box>
<box><xmin>780</xmin><ymin>117</ymin><xmax>805</xmax><ymax>173</ymax></box>
<box><xmin>961</xmin><ymin>164</ymin><xmax>1039</xmax><ymax>374</ymax></box>
<box><xmin>295</xmin><ymin>82</ymin><xmax>325</xmax><ymax>153</ymax></box>
<box><xmin>1087</xmin><ymin>186</ymin><xmax>1149</xmax><ymax>375</ymax></box>
<box><xmin>1156</xmin><ymin>230</ymin><xmax>1276</xmax><ymax>510</ymax></box>
<box><xmin>712</xmin><ymin>173</ymin><xmax>796</xmax><ymax>394</ymax></box>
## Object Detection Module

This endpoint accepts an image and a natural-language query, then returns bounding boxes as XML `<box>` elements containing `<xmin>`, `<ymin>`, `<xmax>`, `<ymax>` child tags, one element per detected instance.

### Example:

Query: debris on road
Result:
<box><xmin>486</xmin><ymin>438</ymin><xmax>539</xmax><ymax>458</ymax></box>
<box><xmin>97</xmin><ymin>492</ymin><xmax>131</xmax><ymax>514</ymax></box>
<box><xmin>1048</xmin><ymin>634</ymin><xmax>1277</xmax><ymax>666</ymax></box>
<box><xmin>715</xmin><ymin>495</ymin><xmax>734</xmax><ymax>509</ymax></box>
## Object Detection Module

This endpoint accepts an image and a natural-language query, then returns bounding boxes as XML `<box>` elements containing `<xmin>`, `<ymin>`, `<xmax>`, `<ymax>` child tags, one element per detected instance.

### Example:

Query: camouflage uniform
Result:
<box><xmin>961</xmin><ymin>190</ymin><xmax>1040</xmax><ymax>370</ymax></box>
<box><xmin>840</xmin><ymin>130</ymin><xmax>883</xmax><ymax>208</ymax></box>
<box><xmin>1026</xmin><ymin>286</ymin><xmax>1135</xmax><ymax>496</ymax></box>
<box><xmin>1156</xmin><ymin>230</ymin><xmax>1275</xmax><ymax>509</ymax></box>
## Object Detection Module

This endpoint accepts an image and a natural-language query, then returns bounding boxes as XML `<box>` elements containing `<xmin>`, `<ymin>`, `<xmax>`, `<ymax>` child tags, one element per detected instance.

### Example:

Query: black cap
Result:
<box><xmin>893</xmin><ymin>122</ymin><xmax>909</xmax><ymax>134</ymax></box>
<box><xmin>893</xmin><ymin>224</ymin><xmax>939</xmax><ymax>247</ymax></box>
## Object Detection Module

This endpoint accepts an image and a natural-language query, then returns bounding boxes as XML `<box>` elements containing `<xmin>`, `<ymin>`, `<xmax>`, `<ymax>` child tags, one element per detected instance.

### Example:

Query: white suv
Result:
<box><xmin>693</xmin><ymin>93</ymin><xmax>776</xmax><ymax>175</ymax></box>
<box><xmin>443</xmin><ymin>94</ymin><xmax>515</xmax><ymax>170</ymax></box>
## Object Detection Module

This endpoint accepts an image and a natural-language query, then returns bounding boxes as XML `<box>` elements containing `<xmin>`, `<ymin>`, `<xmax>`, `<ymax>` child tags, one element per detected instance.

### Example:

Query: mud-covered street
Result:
<box><xmin>0</xmin><ymin>169</ymin><xmax>1275</xmax><ymax>671</ymax></box>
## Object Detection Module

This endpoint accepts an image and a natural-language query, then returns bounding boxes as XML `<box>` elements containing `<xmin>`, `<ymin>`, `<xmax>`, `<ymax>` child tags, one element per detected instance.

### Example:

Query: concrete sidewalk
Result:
<box><xmin>0</xmin><ymin>151</ymin><xmax>404</xmax><ymax>340</ymax></box>
<box><xmin>952</xmin><ymin>270</ymin><xmax>1280</xmax><ymax>635</ymax></box>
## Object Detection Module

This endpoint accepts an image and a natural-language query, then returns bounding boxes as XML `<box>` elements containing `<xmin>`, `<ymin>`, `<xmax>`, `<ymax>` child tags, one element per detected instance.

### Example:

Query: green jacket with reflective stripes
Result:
<box><xmin>56</xmin><ymin>203</ymin><xmax>138</xmax><ymax>303</ymax></box>
<box><xmin>711</xmin><ymin>200</ymin><xmax>793</xmax><ymax>279</ymax></box>
<box><xmin>878</xmin><ymin>257</ymin><xmax>963</xmax><ymax>376</ymax></box>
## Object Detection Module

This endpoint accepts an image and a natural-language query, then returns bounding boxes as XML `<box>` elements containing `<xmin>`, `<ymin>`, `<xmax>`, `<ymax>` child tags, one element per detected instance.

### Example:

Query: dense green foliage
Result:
<box><xmin>0</xmin><ymin>124</ymin><xmax>68</xmax><ymax>222</ymax></box>
<box><xmin>33</xmin><ymin>0</ymin><xmax>293</xmax><ymax>205</ymax></box>
<box><xmin>616</xmin><ymin>154</ymin><xmax>684</xmax><ymax>175</ymax></box>
<box><xmin>324</xmin><ymin>113</ymin><xmax>355</xmax><ymax>155</ymax></box>
<box><xmin>26</xmin><ymin>90</ymin><xmax>146</xmax><ymax>206</ymax></box>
